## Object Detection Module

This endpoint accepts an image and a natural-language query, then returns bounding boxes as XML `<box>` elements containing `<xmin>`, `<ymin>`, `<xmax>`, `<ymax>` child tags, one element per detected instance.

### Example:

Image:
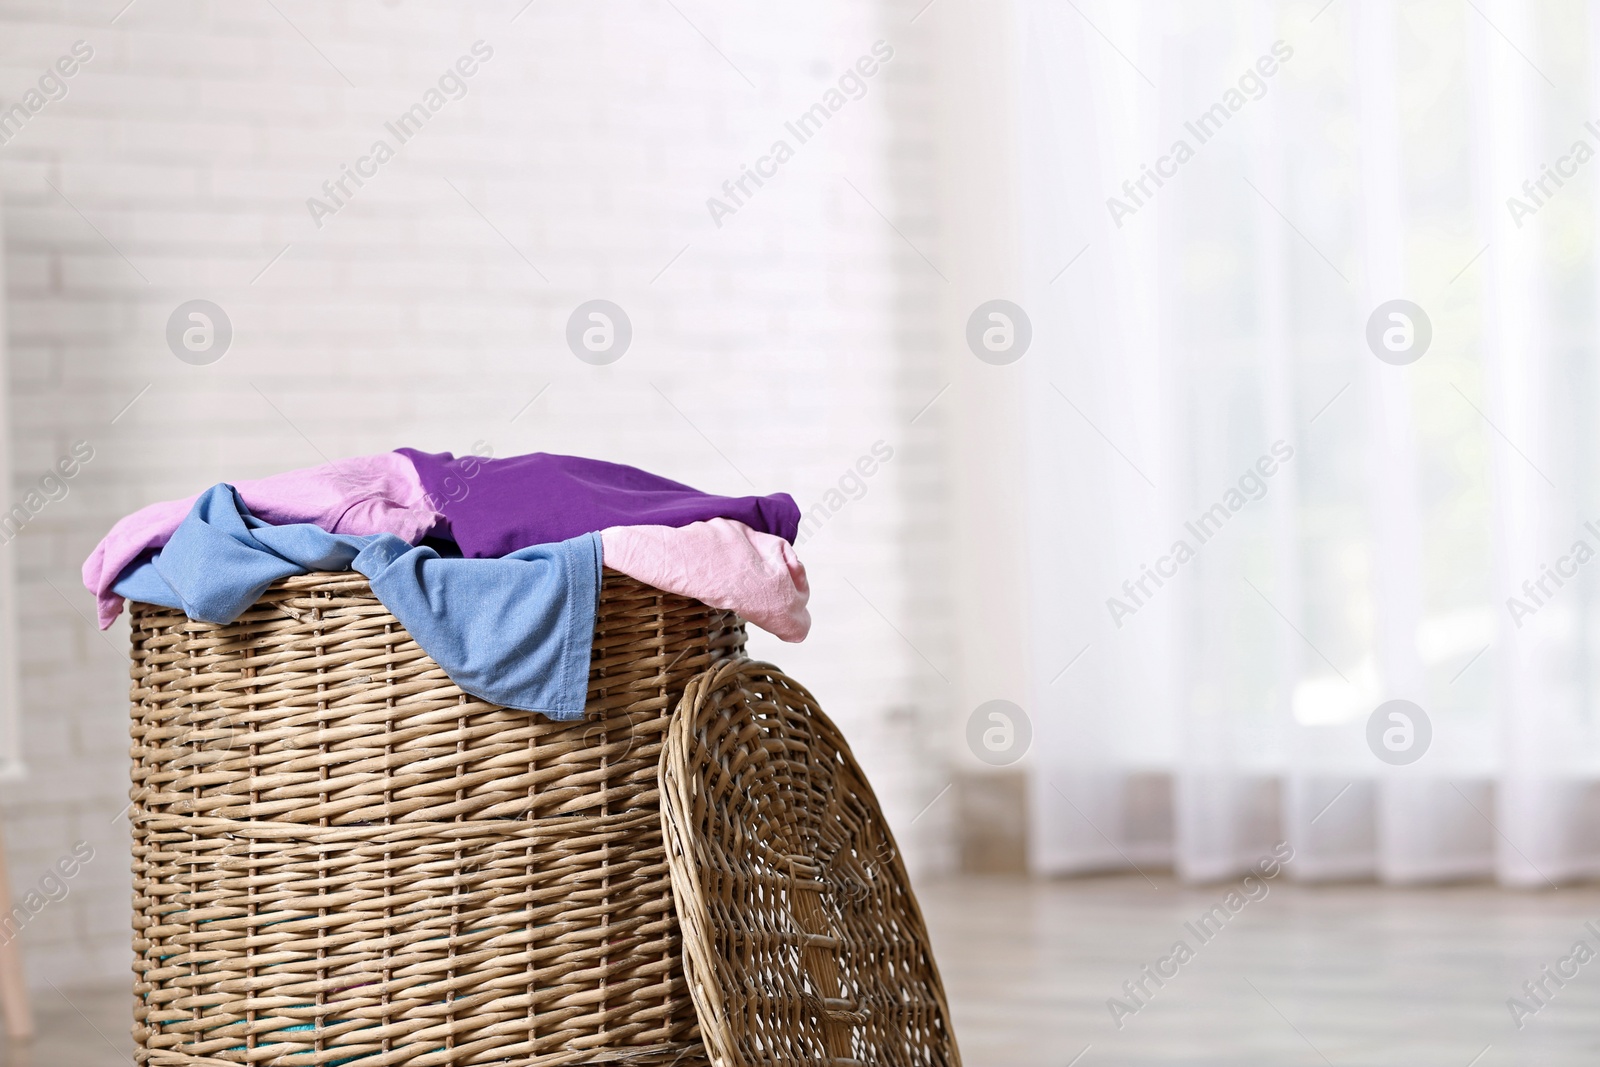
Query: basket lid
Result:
<box><xmin>660</xmin><ymin>658</ymin><xmax>962</xmax><ymax>1067</ymax></box>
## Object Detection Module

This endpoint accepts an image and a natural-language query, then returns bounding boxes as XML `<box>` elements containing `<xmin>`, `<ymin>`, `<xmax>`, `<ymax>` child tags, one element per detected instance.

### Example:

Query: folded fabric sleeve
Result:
<box><xmin>398</xmin><ymin>448</ymin><xmax>801</xmax><ymax>558</ymax></box>
<box><xmin>600</xmin><ymin>519</ymin><xmax>810</xmax><ymax>642</ymax></box>
<box><xmin>114</xmin><ymin>484</ymin><xmax>600</xmax><ymax>720</ymax></box>
<box><xmin>84</xmin><ymin>452</ymin><xmax>439</xmax><ymax>629</ymax></box>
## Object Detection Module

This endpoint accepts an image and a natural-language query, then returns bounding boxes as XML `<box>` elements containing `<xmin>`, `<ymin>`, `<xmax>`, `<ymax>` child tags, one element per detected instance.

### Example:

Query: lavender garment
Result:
<box><xmin>397</xmin><ymin>449</ymin><xmax>800</xmax><ymax>558</ymax></box>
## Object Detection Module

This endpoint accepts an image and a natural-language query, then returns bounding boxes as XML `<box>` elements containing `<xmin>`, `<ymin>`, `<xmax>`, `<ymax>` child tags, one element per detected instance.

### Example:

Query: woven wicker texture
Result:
<box><xmin>128</xmin><ymin>569</ymin><xmax>744</xmax><ymax>1067</ymax></box>
<box><xmin>660</xmin><ymin>659</ymin><xmax>961</xmax><ymax>1067</ymax></box>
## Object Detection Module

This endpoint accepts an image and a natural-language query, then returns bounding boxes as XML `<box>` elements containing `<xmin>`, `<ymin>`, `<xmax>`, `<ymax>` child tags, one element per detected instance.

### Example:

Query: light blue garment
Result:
<box><xmin>113</xmin><ymin>484</ymin><xmax>601</xmax><ymax>720</ymax></box>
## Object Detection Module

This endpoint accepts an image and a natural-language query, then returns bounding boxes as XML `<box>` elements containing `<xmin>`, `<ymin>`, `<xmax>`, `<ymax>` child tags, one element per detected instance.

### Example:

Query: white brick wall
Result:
<box><xmin>0</xmin><ymin>0</ymin><xmax>953</xmax><ymax>987</ymax></box>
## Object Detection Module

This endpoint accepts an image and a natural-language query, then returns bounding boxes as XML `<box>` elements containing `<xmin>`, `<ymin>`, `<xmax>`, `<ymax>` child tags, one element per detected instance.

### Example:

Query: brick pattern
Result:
<box><xmin>0</xmin><ymin>0</ymin><xmax>951</xmax><ymax>987</ymax></box>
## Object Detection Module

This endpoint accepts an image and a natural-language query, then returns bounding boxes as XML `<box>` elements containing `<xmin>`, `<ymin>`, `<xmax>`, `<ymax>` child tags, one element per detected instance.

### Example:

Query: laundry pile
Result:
<box><xmin>83</xmin><ymin>449</ymin><xmax>808</xmax><ymax>720</ymax></box>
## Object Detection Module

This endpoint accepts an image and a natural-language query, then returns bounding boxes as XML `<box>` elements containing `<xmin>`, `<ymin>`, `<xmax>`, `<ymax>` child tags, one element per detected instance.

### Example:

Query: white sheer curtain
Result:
<box><xmin>1019</xmin><ymin>0</ymin><xmax>1600</xmax><ymax>886</ymax></box>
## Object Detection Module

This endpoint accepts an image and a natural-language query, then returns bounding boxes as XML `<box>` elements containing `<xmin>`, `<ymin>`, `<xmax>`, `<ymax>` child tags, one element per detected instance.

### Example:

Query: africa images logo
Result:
<box><xmin>1105</xmin><ymin>40</ymin><xmax>1293</xmax><ymax>228</ymax></box>
<box><xmin>1105</xmin><ymin>441</ymin><xmax>1294</xmax><ymax>628</ymax></box>
<box><xmin>705</xmin><ymin>41</ymin><xmax>894</xmax><ymax>228</ymax></box>
<box><xmin>306</xmin><ymin>42</ymin><xmax>494</xmax><ymax>229</ymax></box>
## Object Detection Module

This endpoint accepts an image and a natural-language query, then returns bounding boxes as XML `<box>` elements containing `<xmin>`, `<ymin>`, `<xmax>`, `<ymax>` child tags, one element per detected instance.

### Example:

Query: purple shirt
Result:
<box><xmin>397</xmin><ymin>449</ymin><xmax>801</xmax><ymax>558</ymax></box>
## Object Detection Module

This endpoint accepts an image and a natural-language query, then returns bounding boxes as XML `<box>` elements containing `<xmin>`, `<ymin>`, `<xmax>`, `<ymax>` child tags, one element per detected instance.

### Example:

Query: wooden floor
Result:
<box><xmin>918</xmin><ymin>874</ymin><xmax>1600</xmax><ymax>1066</ymax></box>
<box><xmin>10</xmin><ymin>873</ymin><xmax>1600</xmax><ymax>1065</ymax></box>
<box><xmin>0</xmin><ymin>981</ymin><xmax>130</xmax><ymax>1067</ymax></box>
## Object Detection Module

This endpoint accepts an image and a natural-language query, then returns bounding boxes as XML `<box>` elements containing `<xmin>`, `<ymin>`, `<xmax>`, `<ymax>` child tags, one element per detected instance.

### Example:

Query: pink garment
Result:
<box><xmin>600</xmin><ymin>519</ymin><xmax>810</xmax><ymax>642</ymax></box>
<box><xmin>83</xmin><ymin>453</ymin><xmax>440</xmax><ymax>628</ymax></box>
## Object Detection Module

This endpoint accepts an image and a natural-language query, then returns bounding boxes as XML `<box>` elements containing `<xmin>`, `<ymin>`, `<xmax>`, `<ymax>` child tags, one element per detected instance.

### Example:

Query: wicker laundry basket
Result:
<box><xmin>127</xmin><ymin>569</ymin><xmax>745</xmax><ymax>1067</ymax></box>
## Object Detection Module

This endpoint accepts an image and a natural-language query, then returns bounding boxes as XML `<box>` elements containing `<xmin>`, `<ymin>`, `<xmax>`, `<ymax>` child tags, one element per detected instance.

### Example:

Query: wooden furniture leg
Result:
<box><xmin>0</xmin><ymin>823</ymin><xmax>34</xmax><ymax>1041</ymax></box>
